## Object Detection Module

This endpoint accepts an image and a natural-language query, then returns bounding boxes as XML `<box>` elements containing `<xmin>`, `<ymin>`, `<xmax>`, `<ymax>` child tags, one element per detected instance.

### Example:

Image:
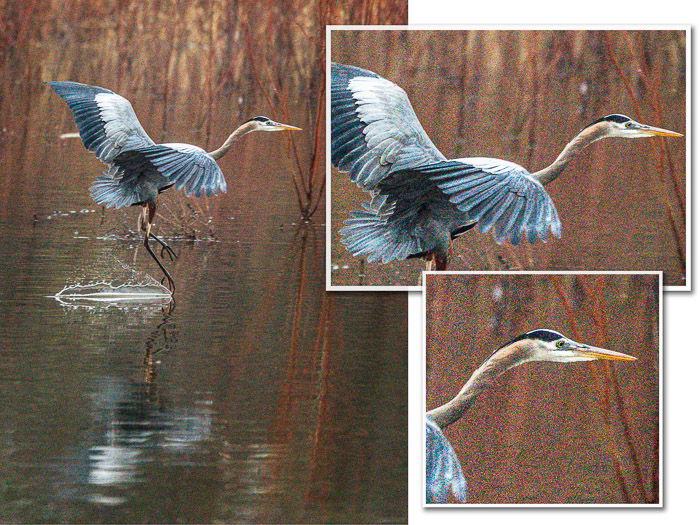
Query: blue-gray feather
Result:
<box><xmin>49</xmin><ymin>81</ymin><xmax>226</xmax><ymax>208</ymax></box>
<box><xmin>331</xmin><ymin>63</ymin><xmax>446</xmax><ymax>189</ymax></box>
<box><xmin>47</xmin><ymin>81</ymin><xmax>154</xmax><ymax>162</ymax></box>
<box><xmin>420</xmin><ymin>158</ymin><xmax>561</xmax><ymax>244</ymax></box>
<box><xmin>331</xmin><ymin>63</ymin><xmax>562</xmax><ymax>263</ymax></box>
<box><xmin>339</xmin><ymin>177</ymin><xmax>469</xmax><ymax>264</ymax></box>
<box><xmin>426</xmin><ymin>418</ymin><xmax>468</xmax><ymax>504</ymax></box>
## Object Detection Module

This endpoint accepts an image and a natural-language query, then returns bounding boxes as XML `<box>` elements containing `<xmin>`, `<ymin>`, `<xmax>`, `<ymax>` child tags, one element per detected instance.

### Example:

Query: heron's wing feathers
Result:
<box><xmin>341</xmin><ymin>173</ymin><xmax>475</xmax><ymax>263</ymax></box>
<box><xmin>339</xmin><ymin>196</ymin><xmax>427</xmax><ymax>263</ymax></box>
<box><xmin>426</xmin><ymin>418</ymin><xmax>468</xmax><ymax>504</ymax></box>
<box><xmin>135</xmin><ymin>144</ymin><xmax>227</xmax><ymax>197</ymax></box>
<box><xmin>47</xmin><ymin>81</ymin><xmax>155</xmax><ymax>163</ymax></box>
<box><xmin>419</xmin><ymin>158</ymin><xmax>561</xmax><ymax>244</ymax></box>
<box><xmin>331</xmin><ymin>63</ymin><xmax>446</xmax><ymax>189</ymax></box>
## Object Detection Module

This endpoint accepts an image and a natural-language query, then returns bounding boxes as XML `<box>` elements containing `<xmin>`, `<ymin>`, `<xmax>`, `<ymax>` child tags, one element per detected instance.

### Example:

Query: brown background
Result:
<box><xmin>425</xmin><ymin>273</ymin><xmax>659</xmax><ymax>504</ymax></box>
<box><xmin>331</xmin><ymin>30</ymin><xmax>686</xmax><ymax>287</ymax></box>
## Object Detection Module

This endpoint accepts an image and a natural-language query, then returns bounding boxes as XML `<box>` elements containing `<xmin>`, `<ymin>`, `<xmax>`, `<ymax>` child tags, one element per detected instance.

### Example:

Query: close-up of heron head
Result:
<box><xmin>425</xmin><ymin>326</ymin><xmax>640</xmax><ymax>504</ymax></box>
<box><xmin>507</xmin><ymin>328</ymin><xmax>638</xmax><ymax>363</ymax></box>
<box><xmin>426</xmin><ymin>327</ymin><xmax>638</xmax><ymax>432</ymax></box>
<box><xmin>584</xmin><ymin>113</ymin><xmax>683</xmax><ymax>140</ymax></box>
<box><xmin>245</xmin><ymin>115</ymin><xmax>302</xmax><ymax>132</ymax></box>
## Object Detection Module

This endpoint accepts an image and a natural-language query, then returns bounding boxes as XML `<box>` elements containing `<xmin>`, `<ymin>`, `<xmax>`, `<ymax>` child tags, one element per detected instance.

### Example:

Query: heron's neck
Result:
<box><xmin>532</xmin><ymin>124</ymin><xmax>606</xmax><ymax>186</ymax></box>
<box><xmin>208</xmin><ymin>121</ymin><xmax>258</xmax><ymax>160</ymax></box>
<box><xmin>426</xmin><ymin>342</ymin><xmax>531</xmax><ymax>429</ymax></box>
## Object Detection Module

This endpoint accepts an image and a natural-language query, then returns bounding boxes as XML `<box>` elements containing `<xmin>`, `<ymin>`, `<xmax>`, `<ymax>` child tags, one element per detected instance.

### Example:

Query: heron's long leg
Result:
<box><xmin>424</xmin><ymin>252</ymin><xmax>449</xmax><ymax>272</ymax></box>
<box><xmin>137</xmin><ymin>205</ymin><xmax>176</xmax><ymax>261</ymax></box>
<box><xmin>149</xmin><ymin>233</ymin><xmax>177</xmax><ymax>261</ymax></box>
<box><xmin>434</xmin><ymin>253</ymin><xmax>448</xmax><ymax>271</ymax></box>
<box><xmin>143</xmin><ymin>201</ymin><xmax>175</xmax><ymax>292</ymax></box>
<box><xmin>138</xmin><ymin>204</ymin><xmax>147</xmax><ymax>232</ymax></box>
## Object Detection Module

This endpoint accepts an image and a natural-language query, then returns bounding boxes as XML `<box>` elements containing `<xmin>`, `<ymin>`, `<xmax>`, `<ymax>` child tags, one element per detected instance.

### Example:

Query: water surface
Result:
<box><xmin>0</xmin><ymin>59</ymin><xmax>407</xmax><ymax>525</ymax></box>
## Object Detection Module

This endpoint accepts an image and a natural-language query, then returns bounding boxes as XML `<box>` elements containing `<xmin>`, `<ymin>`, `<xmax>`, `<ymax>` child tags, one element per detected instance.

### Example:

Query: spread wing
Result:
<box><xmin>91</xmin><ymin>143</ymin><xmax>226</xmax><ymax>208</ymax></box>
<box><xmin>415</xmin><ymin>158</ymin><xmax>561</xmax><ymax>244</ymax></box>
<box><xmin>426</xmin><ymin>418</ymin><xmax>468</xmax><ymax>504</ymax></box>
<box><xmin>47</xmin><ymin>81</ymin><xmax>155</xmax><ymax>162</ymax></box>
<box><xmin>116</xmin><ymin>144</ymin><xmax>226</xmax><ymax>198</ymax></box>
<box><xmin>49</xmin><ymin>82</ymin><xmax>226</xmax><ymax>206</ymax></box>
<box><xmin>331</xmin><ymin>63</ymin><xmax>446</xmax><ymax>189</ymax></box>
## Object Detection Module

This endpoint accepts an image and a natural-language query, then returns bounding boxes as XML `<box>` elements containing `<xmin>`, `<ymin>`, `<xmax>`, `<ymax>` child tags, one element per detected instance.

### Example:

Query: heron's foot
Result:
<box><xmin>149</xmin><ymin>233</ymin><xmax>178</xmax><ymax>261</ymax></box>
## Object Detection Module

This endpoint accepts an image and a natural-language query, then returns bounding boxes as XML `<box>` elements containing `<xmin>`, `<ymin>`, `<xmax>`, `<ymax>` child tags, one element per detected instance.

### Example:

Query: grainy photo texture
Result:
<box><xmin>330</xmin><ymin>30</ymin><xmax>686</xmax><ymax>288</ymax></box>
<box><xmin>425</xmin><ymin>272</ymin><xmax>659</xmax><ymax>504</ymax></box>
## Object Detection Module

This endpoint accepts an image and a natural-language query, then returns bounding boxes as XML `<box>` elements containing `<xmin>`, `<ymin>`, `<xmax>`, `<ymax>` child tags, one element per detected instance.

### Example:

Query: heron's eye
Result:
<box><xmin>555</xmin><ymin>340</ymin><xmax>566</xmax><ymax>349</ymax></box>
<box><xmin>625</xmin><ymin>122</ymin><xmax>633</xmax><ymax>128</ymax></box>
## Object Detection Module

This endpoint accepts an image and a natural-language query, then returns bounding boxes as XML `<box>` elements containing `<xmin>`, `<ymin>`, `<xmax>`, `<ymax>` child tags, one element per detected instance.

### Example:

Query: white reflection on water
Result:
<box><xmin>85</xmin><ymin>362</ymin><xmax>214</xmax><ymax>487</ymax></box>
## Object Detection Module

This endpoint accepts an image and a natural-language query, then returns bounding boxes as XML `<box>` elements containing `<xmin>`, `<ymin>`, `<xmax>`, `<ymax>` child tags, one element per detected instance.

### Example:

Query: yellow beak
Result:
<box><xmin>641</xmin><ymin>125</ymin><xmax>683</xmax><ymax>137</ymax></box>
<box><xmin>575</xmin><ymin>345</ymin><xmax>637</xmax><ymax>361</ymax></box>
<box><xmin>274</xmin><ymin>122</ymin><xmax>302</xmax><ymax>131</ymax></box>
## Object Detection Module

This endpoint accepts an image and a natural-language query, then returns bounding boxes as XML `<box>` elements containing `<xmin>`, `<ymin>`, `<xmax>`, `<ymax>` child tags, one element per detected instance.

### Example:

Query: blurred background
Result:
<box><xmin>425</xmin><ymin>272</ymin><xmax>659</xmax><ymax>504</ymax></box>
<box><xmin>0</xmin><ymin>1</ymin><xmax>409</xmax><ymax>522</ymax></box>
<box><xmin>331</xmin><ymin>30</ymin><xmax>686</xmax><ymax>287</ymax></box>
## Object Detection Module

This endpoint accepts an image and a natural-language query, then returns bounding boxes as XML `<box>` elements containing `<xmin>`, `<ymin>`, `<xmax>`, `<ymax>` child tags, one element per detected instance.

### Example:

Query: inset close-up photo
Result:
<box><xmin>424</xmin><ymin>271</ymin><xmax>660</xmax><ymax>505</ymax></box>
<box><xmin>328</xmin><ymin>28</ymin><xmax>687</xmax><ymax>290</ymax></box>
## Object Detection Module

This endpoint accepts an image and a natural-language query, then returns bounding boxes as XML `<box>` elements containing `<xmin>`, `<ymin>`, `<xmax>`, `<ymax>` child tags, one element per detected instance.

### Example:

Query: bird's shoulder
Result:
<box><xmin>453</xmin><ymin>157</ymin><xmax>532</xmax><ymax>178</ymax></box>
<box><xmin>133</xmin><ymin>143</ymin><xmax>225</xmax><ymax>196</ymax></box>
<box><xmin>159</xmin><ymin>143</ymin><xmax>208</xmax><ymax>155</ymax></box>
<box><xmin>348</xmin><ymin>75</ymin><xmax>408</xmax><ymax>99</ymax></box>
<box><xmin>452</xmin><ymin>157</ymin><xmax>543</xmax><ymax>195</ymax></box>
<box><xmin>158</xmin><ymin>143</ymin><xmax>218</xmax><ymax>163</ymax></box>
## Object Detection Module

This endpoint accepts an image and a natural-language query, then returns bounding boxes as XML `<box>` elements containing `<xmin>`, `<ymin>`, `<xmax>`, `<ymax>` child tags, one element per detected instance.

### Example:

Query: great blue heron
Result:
<box><xmin>48</xmin><ymin>81</ymin><xmax>301</xmax><ymax>291</ymax></box>
<box><xmin>426</xmin><ymin>329</ymin><xmax>636</xmax><ymax>504</ymax></box>
<box><xmin>331</xmin><ymin>63</ymin><xmax>683</xmax><ymax>271</ymax></box>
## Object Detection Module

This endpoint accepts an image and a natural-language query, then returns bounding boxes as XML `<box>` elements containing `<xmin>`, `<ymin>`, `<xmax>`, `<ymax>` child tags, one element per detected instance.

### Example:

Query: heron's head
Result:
<box><xmin>245</xmin><ymin>116</ymin><xmax>302</xmax><ymax>132</ymax></box>
<box><xmin>508</xmin><ymin>329</ymin><xmax>637</xmax><ymax>363</ymax></box>
<box><xmin>586</xmin><ymin>114</ymin><xmax>682</xmax><ymax>139</ymax></box>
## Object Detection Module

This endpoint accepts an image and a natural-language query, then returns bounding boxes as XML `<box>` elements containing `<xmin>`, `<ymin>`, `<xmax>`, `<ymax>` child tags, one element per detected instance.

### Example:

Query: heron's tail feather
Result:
<box><xmin>340</xmin><ymin>202</ymin><xmax>425</xmax><ymax>264</ymax></box>
<box><xmin>90</xmin><ymin>168</ymin><xmax>144</xmax><ymax>208</ymax></box>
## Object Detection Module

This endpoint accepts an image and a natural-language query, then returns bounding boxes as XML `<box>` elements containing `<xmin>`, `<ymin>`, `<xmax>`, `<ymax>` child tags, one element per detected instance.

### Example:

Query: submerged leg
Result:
<box><xmin>143</xmin><ymin>201</ymin><xmax>175</xmax><ymax>292</ymax></box>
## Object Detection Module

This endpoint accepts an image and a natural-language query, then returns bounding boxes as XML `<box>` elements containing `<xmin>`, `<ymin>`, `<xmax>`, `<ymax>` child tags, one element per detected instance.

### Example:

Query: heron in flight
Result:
<box><xmin>425</xmin><ymin>329</ymin><xmax>637</xmax><ymax>503</ymax></box>
<box><xmin>331</xmin><ymin>63</ymin><xmax>683</xmax><ymax>270</ymax></box>
<box><xmin>48</xmin><ymin>81</ymin><xmax>301</xmax><ymax>291</ymax></box>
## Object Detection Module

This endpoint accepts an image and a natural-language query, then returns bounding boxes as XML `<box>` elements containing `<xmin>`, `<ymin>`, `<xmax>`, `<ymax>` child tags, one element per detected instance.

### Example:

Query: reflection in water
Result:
<box><xmin>0</xmin><ymin>220</ymin><xmax>406</xmax><ymax>523</ymax></box>
<box><xmin>67</xmin><ymin>313</ymin><xmax>212</xmax><ymax>498</ymax></box>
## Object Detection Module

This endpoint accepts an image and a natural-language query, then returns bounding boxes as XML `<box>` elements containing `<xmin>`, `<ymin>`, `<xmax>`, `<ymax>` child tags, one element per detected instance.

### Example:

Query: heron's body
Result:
<box><xmin>48</xmin><ymin>81</ymin><xmax>300</xmax><ymax>291</ymax></box>
<box><xmin>331</xmin><ymin>63</ymin><xmax>682</xmax><ymax>270</ymax></box>
<box><xmin>425</xmin><ymin>329</ymin><xmax>637</xmax><ymax>503</ymax></box>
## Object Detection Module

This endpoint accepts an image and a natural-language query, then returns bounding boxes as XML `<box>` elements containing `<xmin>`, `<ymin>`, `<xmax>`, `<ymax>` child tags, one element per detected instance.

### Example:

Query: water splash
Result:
<box><xmin>53</xmin><ymin>281</ymin><xmax>171</xmax><ymax>306</ymax></box>
<box><xmin>51</xmin><ymin>254</ymin><xmax>173</xmax><ymax>308</ymax></box>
